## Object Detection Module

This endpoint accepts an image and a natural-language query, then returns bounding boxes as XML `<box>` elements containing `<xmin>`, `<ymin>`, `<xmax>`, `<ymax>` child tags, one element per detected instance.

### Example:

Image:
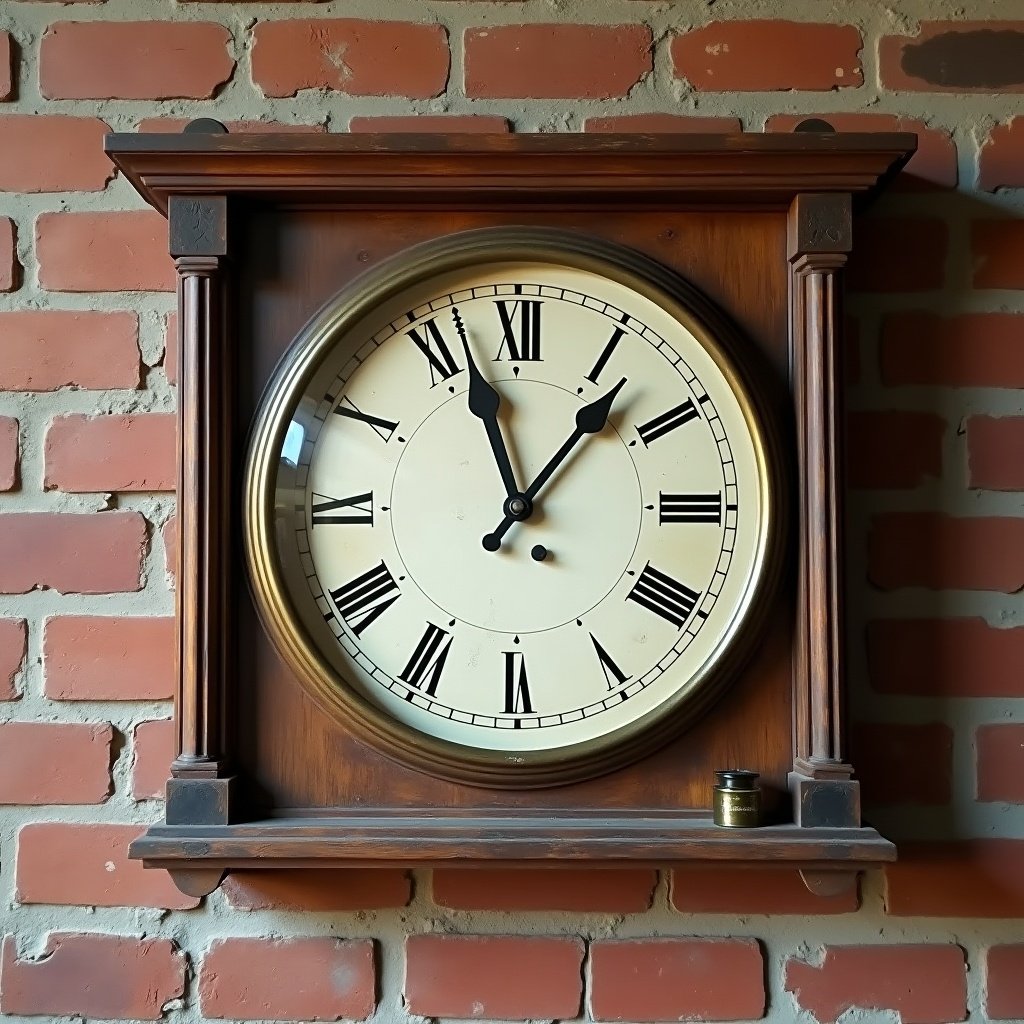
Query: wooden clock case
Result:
<box><xmin>105</xmin><ymin>126</ymin><xmax>915</xmax><ymax>898</ymax></box>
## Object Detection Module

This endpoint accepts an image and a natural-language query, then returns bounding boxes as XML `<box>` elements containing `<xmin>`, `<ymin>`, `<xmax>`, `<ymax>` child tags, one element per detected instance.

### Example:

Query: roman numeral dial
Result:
<box><xmin>280</xmin><ymin>261</ymin><xmax>765</xmax><ymax>762</ymax></box>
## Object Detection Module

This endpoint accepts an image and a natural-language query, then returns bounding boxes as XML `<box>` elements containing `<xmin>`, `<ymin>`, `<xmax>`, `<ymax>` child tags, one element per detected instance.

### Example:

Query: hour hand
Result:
<box><xmin>452</xmin><ymin>307</ymin><xmax>520</xmax><ymax>500</ymax></box>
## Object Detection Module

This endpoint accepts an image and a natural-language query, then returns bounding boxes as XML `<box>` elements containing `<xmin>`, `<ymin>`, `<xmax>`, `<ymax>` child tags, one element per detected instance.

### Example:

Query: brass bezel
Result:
<box><xmin>244</xmin><ymin>227</ymin><xmax>786</xmax><ymax>789</ymax></box>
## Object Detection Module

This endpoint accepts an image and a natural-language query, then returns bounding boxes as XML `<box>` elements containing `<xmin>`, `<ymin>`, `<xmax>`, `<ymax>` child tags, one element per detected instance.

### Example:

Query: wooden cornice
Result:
<box><xmin>105</xmin><ymin>131</ymin><xmax>917</xmax><ymax>215</ymax></box>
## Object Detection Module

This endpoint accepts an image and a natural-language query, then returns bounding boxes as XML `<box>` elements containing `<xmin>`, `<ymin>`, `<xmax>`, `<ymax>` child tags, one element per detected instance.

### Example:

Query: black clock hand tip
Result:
<box><xmin>452</xmin><ymin>307</ymin><xmax>500</xmax><ymax>420</ymax></box>
<box><xmin>576</xmin><ymin>376</ymin><xmax>627</xmax><ymax>434</ymax></box>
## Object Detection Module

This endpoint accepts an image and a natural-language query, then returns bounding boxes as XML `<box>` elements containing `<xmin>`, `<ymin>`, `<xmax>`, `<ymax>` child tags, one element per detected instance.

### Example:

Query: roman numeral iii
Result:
<box><xmin>494</xmin><ymin>299</ymin><xmax>543</xmax><ymax>361</ymax></box>
<box><xmin>311</xmin><ymin>491</ymin><xmax>373</xmax><ymax>526</ymax></box>
<box><xmin>659</xmin><ymin>492</ymin><xmax>722</xmax><ymax>525</ymax></box>
<box><xmin>636</xmin><ymin>399</ymin><xmax>699</xmax><ymax>447</ymax></box>
<box><xmin>626</xmin><ymin>563</ymin><xmax>701</xmax><ymax>629</ymax></box>
<box><xmin>399</xmin><ymin>623</ymin><xmax>453</xmax><ymax>697</ymax></box>
<box><xmin>407</xmin><ymin>317</ymin><xmax>462</xmax><ymax>386</ymax></box>
<box><xmin>329</xmin><ymin>561</ymin><xmax>401</xmax><ymax>637</ymax></box>
<box><xmin>502</xmin><ymin>651</ymin><xmax>533</xmax><ymax>715</ymax></box>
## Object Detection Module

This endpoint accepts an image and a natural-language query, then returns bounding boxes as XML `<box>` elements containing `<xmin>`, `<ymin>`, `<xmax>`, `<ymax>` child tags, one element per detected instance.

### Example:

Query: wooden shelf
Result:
<box><xmin>131</xmin><ymin>813</ymin><xmax>894</xmax><ymax>896</ymax></box>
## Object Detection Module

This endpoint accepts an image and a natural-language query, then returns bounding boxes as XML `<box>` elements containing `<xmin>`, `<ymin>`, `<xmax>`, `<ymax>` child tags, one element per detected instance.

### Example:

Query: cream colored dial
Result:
<box><xmin>267</xmin><ymin>255</ymin><xmax>771</xmax><ymax>757</ymax></box>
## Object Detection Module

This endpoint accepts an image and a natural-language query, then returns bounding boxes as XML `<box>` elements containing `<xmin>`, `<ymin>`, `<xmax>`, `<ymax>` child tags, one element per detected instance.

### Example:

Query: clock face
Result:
<box><xmin>245</xmin><ymin>230</ymin><xmax>778</xmax><ymax>784</ymax></box>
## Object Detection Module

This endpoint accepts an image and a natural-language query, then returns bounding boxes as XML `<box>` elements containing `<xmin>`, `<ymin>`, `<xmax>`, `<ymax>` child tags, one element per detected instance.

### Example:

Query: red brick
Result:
<box><xmin>137</xmin><ymin>117</ymin><xmax>327</xmax><ymax>133</ymax></box>
<box><xmin>766</xmin><ymin>113</ymin><xmax>957</xmax><ymax>190</ymax></box>
<box><xmin>852</xmin><ymin>723</ymin><xmax>953</xmax><ymax>805</ymax></box>
<box><xmin>406</xmin><ymin>935</ymin><xmax>583</xmax><ymax>1020</ymax></box>
<box><xmin>847</xmin><ymin>217</ymin><xmax>947</xmax><ymax>292</ymax></box>
<box><xmin>868</xmin><ymin>618</ymin><xmax>1024</xmax><ymax>698</ymax></box>
<box><xmin>987</xmin><ymin>945</ymin><xmax>1024</xmax><ymax>1020</ymax></box>
<box><xmin>350</xmin><ymin>114</ymin><xmax>510</xmax><ymax>133</ymax></box>
<box><xmin>0</xmin><ymin>416</ymin><xmax>17</xmax><ymax>490</ymax></box>
<box><xmin>967</xmin><ymin>416</ymin><xmax>1024</xmax><ymax>489</ymax></box>
<box><xmin>586</xmin><ymin>114</ymin><xmax>742</xmax><ymax>133</ymax></box>
<box><xmin>44</xmin><ymin>616</ymin><xmax>175</xmax><ymax>701</ymax></box>
<box><xmin>16</xmin><ymin>823</ymin><xmax>198</xmax><ymax>909</ymax></box>
<box><xmin>671</xmin><ymin>868</ymin><xmax>857</xmax><ymax>914</ymax></box>
<box><xmin>973</xmin><ymin>219</ymin><xmax>1024</xmax><ymax>288</ymax></box>
<box><xmin>224</xmin><ymin>869</ymin><xmax>411</xmax><ymax>910</ymax></box>
<box><xmin>590</xmin><ymin>938</ymin><xmax>764</xmax><ymax>1022</ymax></box>
<box><xmin>45</xmin><ymin>414</ymin><xmax>175</xmax><ymax>492</ymax></box>
<box><xmin>0</xmin><ymin>311</ymin><xmax>140</xmax><ymax>390</ymax></box>
<box><xmin>466</xmin><ymin>24</ymin><xmax>651</xmax><ymax>99</ymax></box>
<box><xmin>162</xmin><ymin>514</ymin><xmax>178</xmax><ymax>587</ymax></box>
<box><xmin>0</xmin><ymin>933</ymin><xmax>186</xmax><ymax>1021</ymax></box>
<box><xmin>37</xmin><ymin>211</ymin><xmax>174</xmax><ymax>292</ymax></box>
<box><xmin>886</xmin><ymin>841</ymin><xmax>1024</xmax><ymax>916</ymax></box>
<box><xmin>980</xmin><ymin>117</ymin><xmax>1024</xmax><ymax>190</ymax></box>
<box><xmin>41</xmin><ymin>21</ymin><xmax>234</xmax><ymax>99</ymax></box>
<box><xmin>868</xmin><ymin>513</ymin><xmax>1024</xmax><ymax>592</ymax></box>
<box><xmin>433</xmin><ymin>868</ymin><xmax>656</xmax><ymax>912</ymax></box>
<box><xmin>0</xmin><ymin>116</ymin><xmax>112</xmax><ymax>192</ymax></box>
<box><xmin>977</xmin><ymin>724</ymin><xmax>1024</xmax><ymax>802</ymax></box>
<box><xmin>847</xmin><ymin>410</ymin><xmax>943</xmax><ymax>489</ymax></box>
<box><xmin>164</xmin><ymin>312</ymin><xmax>177</xmax><ymax>385</ymax></box>
<box><xmin>881</xmin><ymin>21</ymin><xmax>1024</xmax><ymax>93</ymax></box>
<box><xmin>0</xmin><ymin>512</ymin><xmax>145</xmax><ymax>595</ymax></box>
<box><xmin>0</xmin><ymin>619</ymin><xmax>25</xmax><ymax>700</ymax></box>
<box><xmin>0</xmin><ymin>32</ymin><xmax>12</xmax><ymax>101</ymax></box>
<box><xmin>881</xmin><ymin>312</ymin><xmax>1024</xmax><ymax>388</ymax></box>
<box><xmin>0</xmin><ymin>723</ymin><xmax>112</xmax><ymax>804</ymax></box>
<box><xmin>0</xmin><ymin>216</ymin><xmax>16</xmax><ymax>290</ymax></box>
<box><xmin>252</xmin><ymin>20</ymin><xmax>449</xmax><ymax>99</ymax></box>
<box><xmin>131</xmin><ymin>719</ymin><xmax>174</xmax><ymax>800</ymax></box>
<box><xmin>672</xmin><ymin>22</ymin><xmax>862</xmax><ymax>92</ymax></box>
<box><xmin>785</xmin><ymin>945</ymin><xmax>966</xmax><ymax>1024</ymax></box>
<box><xmin>199</xmin><ymin>937</ymin><xmax>374</xmax><ymax>1021</ymax></box>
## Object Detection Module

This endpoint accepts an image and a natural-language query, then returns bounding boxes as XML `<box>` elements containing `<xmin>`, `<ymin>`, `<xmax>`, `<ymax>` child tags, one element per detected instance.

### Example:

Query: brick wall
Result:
<box><xmin>1</xmin><ymin>2</ymin><xmax>1022</xmax><ymax>1021</ymax></box>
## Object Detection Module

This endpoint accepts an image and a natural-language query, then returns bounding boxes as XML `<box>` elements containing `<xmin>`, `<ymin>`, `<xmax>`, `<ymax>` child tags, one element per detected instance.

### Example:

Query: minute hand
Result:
<box><xmin>482</xmin><ymin>377</ymin><xmax>627</xmax><ymax>551</ymax></box>
<box><xmin>452</xmin><ymin>307</ymin><xmax>519</xmax><ymax>499</ymax></box>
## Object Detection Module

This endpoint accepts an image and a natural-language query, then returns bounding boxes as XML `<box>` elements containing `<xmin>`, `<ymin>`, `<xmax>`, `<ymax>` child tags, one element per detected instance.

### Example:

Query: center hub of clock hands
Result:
<box><xmin>452</xmin><ymin>307</ymin><xmax>630</xmax><ymax>556</ymax></box>
<box><xmin>481</xmin><ymin>375</ymin><xmax>628</xmax><ymax>552</ymax></box>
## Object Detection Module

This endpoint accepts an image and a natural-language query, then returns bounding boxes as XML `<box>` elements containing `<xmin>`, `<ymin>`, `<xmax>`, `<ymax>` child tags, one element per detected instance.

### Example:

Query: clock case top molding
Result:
<box><xmin>105</xmin><ymin>128</ymin><xmax>915</xmax><ymax>898</ymax></box>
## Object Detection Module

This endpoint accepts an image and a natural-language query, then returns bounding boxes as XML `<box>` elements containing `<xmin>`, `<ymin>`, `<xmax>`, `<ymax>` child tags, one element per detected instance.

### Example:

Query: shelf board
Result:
<box><xmin>131</xmin><ymin>812</ymin><xmax>895</xmax><ymax>872</ymax></box>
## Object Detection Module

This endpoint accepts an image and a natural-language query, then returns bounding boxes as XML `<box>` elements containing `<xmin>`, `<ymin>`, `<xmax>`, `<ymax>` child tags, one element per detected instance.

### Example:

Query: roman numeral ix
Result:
<box><xmin>311</xmin><ymin>491</ymin><xmax>373</xmax><ymax>526</ymax></box>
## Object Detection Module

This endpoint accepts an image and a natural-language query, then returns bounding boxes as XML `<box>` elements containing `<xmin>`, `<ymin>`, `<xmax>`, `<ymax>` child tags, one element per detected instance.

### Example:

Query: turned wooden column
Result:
<box><xmin>167</xmin><ymin>193</ymin><xmax>235</xmax><ymax>826</ymax></box>
<box><xmin>787</xmin><ymin>192</ymin><xmax>859</xmax><ymax>827</ymax></box>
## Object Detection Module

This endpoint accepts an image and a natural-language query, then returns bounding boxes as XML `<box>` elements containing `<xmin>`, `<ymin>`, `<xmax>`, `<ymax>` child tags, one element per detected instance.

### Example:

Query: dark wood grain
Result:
<box><xmin>105</xmin><ymin>132</ymin><xmax>916</xmax><ymax>216</ymax></box>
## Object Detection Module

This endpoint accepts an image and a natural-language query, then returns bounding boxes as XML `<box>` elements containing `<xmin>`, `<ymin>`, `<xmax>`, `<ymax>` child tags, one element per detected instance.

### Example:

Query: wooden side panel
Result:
<box><xmin>234</xmin><ymin>208</ymin><xmax>793</xmax><ymax>814</ymax></box>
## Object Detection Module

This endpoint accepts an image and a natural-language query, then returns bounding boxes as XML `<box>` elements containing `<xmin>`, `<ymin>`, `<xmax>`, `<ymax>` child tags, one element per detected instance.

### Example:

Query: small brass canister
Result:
<box><xmin>713</xmin><ymin>769</ymin><xmax>761</xmax><ymax>827</ymax></box>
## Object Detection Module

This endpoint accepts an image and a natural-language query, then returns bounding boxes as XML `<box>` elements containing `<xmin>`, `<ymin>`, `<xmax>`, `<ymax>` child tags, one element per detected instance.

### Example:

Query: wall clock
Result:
<box><xmin>105</xmin><ymin>129</ymin><xmax>915</xmax><ymax>898</ymax></box>
<box><xmin>244</xmin><ymin>228</ymin><xmax>781</xmax><ymax>787</ymax></box>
